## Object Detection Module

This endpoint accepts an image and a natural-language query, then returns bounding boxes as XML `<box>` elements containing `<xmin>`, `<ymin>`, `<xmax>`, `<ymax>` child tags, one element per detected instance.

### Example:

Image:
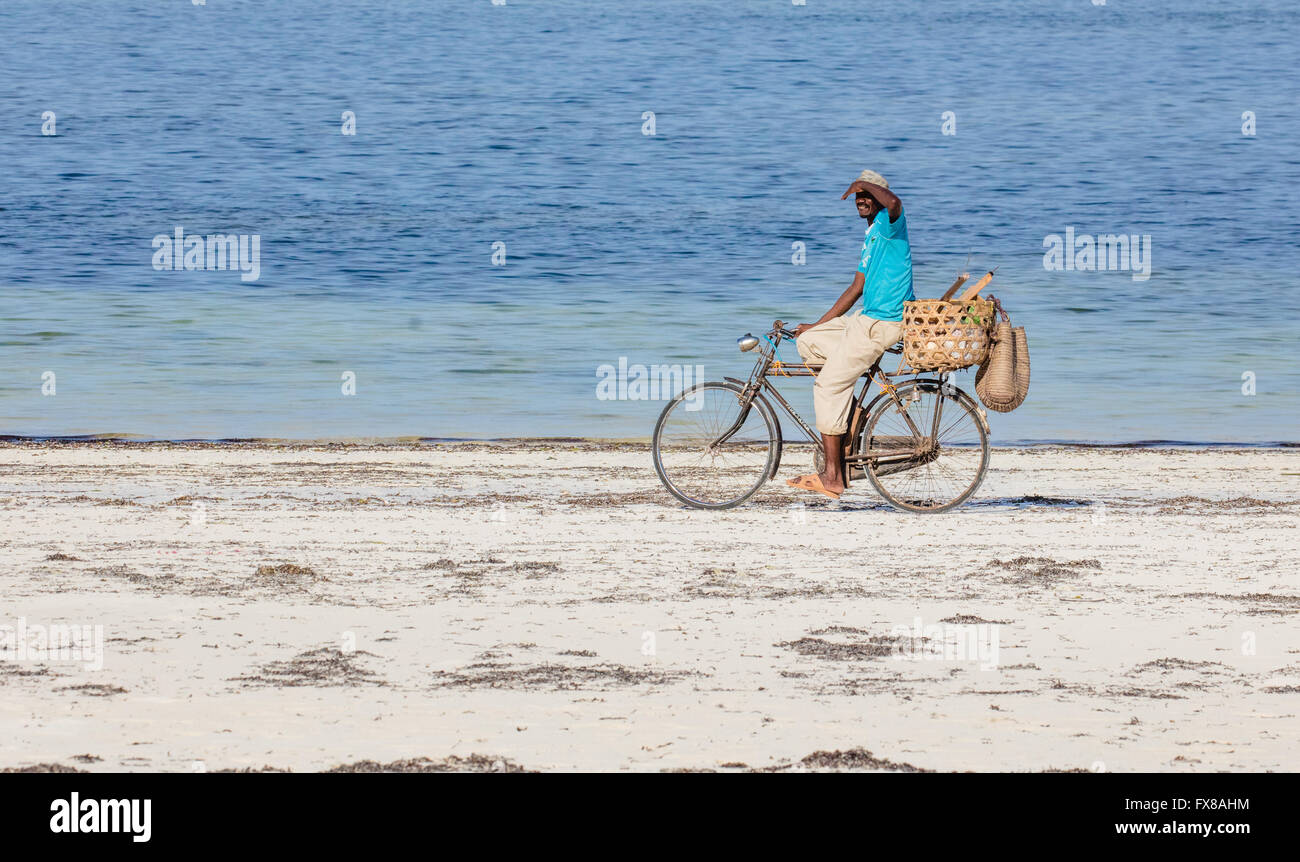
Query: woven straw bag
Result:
<box><xmin>901</xmin><ymin>297</ymin><xmax>994</xmax><ymax>372</ymax></box>
<box><xmin>975</xmin><ymin>311</ymin><xmax>1030</xmax><ymax>412</ymax></box>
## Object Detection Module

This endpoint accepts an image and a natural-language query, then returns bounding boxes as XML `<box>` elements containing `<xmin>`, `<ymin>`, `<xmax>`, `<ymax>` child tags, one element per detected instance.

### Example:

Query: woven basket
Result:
<box><xmin>976</xmin><ymin>324</ymin><xmax>1030</xmax><ymax>412</ymax></box>
<box><xmin>901</xmin><ymin>298</ymin><xmax>994</xmax><ymax>372</ymax></box>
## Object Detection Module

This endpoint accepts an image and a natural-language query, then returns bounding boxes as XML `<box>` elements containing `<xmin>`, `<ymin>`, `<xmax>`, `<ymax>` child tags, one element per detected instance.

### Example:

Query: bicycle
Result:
<box><xmin>651</xmin><ymin>319</ymin><xmax>991</xmax><ymax>512</ymax></box>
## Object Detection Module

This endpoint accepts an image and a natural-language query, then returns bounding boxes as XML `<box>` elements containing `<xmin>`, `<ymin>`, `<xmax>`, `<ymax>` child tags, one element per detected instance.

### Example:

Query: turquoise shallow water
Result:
<box><xmin>2</xmin><ymin>0</ymin><xmax>1298</xmax><ymax>442</ymax></box>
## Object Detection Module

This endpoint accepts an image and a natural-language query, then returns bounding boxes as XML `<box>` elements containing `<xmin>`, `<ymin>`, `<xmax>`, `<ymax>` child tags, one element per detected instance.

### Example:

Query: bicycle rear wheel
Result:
<box><xmin>857</xmin><ymin>380</ymin><xmax>989</xmax><ymax>513</ymax></box>
<box><xmin>652</xmin><ymin>382</ymin><xmax>780</xmax><ymax>509</ymax></box>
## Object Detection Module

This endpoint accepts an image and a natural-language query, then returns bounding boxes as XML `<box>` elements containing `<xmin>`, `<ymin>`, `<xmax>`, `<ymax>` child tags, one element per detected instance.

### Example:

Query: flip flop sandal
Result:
<box><xmin>786</xmin><ymin>474</ymin><xmax>842</xmax><ymax>500</ymax></box>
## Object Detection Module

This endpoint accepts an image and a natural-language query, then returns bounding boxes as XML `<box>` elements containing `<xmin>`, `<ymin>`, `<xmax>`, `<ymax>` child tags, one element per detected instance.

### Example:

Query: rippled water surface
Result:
<box><xmin>2</xmin><ymin>0</ymin><xmax>1298</xmax><ymax>442</ymax></box>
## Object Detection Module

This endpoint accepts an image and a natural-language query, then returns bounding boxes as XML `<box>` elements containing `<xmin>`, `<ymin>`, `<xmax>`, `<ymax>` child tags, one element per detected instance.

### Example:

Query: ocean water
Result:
<box><xmin>2</xmin><ymin>0</ymin><xmax>1298</xmax><ymax>443</ymax></box>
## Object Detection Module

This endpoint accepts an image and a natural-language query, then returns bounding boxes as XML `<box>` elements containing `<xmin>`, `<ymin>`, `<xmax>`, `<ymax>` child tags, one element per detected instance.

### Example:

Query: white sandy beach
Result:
<box><xmin>1</xmin><ymin>442</ymin><xmax>1297</xmax><ymax>772</ymax></box>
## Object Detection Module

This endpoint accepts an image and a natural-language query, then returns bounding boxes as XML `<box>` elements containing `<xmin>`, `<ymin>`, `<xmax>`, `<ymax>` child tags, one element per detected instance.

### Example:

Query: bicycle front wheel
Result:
<box><xmin>652</xmin><ymin>382</ymin><xmax>780</xmax><ymax>509</ymax></box>
<box><xmin>858</xmin><ymin>380</ymin><xmax>989</xmax><ymax>513</ymax></box>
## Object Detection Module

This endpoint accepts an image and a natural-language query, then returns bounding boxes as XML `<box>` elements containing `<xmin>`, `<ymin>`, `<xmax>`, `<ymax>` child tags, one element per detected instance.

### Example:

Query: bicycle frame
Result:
<box><xmin>715</xmin><ymin>326</ymin><xmax>947</xmax><ymax>475</ymax></box>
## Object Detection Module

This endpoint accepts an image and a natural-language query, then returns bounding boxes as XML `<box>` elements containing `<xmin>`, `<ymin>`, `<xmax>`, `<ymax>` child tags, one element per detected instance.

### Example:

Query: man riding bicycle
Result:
<box><xmin>787</xmin><ymin>169</ymin><xmax>915</xmax><ymax>500</ymax></box>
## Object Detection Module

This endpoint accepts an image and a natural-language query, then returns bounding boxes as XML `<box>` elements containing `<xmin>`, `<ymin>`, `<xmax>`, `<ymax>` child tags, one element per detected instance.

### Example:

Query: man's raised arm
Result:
<box><xmin>842</xmin><ymin>180</ymin><xmax>902</xmax><ymax>221</ymax></box>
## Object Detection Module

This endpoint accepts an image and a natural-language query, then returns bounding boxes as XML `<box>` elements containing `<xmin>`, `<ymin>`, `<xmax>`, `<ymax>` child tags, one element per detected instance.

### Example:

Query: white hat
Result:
<box><xmin>855</xmin><ymin>169</ymin><xmax>889</xmax><ymax>189</ymax></box>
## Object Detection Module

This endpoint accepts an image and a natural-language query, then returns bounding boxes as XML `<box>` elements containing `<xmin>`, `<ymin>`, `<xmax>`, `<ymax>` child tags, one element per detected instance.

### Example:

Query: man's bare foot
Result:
<box><xmin>819</xmin><ymin>471</ymin><xmax>846</xmax><ymax>496</ymax></box>
<box><xmin>786</xmin><ymin>474</ymin><xmax>842</xmax><ymax>500</ymax></box>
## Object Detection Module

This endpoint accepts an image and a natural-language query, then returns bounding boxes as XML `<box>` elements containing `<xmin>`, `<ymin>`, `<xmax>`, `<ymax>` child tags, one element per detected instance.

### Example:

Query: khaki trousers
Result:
<box><xmin>795</xmin><ymin>314</ymin><xmax>904</xmax><ymax>435</ymax></box>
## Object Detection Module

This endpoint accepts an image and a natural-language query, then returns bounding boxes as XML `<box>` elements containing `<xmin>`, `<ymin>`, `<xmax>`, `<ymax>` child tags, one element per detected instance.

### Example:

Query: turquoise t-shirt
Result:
<box><xmin>857</xmin><ymin>206</ymin><xmax>914</xmax><ymax>321</ymax></box>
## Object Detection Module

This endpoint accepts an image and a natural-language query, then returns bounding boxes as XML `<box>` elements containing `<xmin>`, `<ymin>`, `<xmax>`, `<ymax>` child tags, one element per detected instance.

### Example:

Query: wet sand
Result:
<box><xmin>1</xmin><ymin>442</ymin><xmax>1297</xmax><ymax>772</ymax></box>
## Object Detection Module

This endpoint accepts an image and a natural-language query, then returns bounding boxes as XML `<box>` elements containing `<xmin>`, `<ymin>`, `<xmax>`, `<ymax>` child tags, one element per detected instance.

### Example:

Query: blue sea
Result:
<box><xmin>2</xmin><ymin>0</ymin><xmax>1298</xmax><ymax>443</ymax></box>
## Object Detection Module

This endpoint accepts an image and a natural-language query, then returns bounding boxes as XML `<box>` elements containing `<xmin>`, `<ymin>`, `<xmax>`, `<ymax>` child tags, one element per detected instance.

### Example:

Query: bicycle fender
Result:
<box><xmin>760</xmin><ymin>390</ymin><xmax>784</xmax><ymax>479</ymax></box>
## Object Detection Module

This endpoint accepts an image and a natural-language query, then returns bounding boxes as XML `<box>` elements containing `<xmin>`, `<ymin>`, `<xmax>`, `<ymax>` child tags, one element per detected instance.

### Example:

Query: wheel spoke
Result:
<box><xmin>860</xmin><ymin>383</ymin><xmax>988</xmax><ymax>512</ymax></box>
<box><xmin>654</xmin><ymin>384</ymin><xmax>777</xmax><ymax>508</ymax></box>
